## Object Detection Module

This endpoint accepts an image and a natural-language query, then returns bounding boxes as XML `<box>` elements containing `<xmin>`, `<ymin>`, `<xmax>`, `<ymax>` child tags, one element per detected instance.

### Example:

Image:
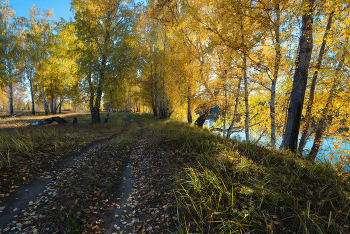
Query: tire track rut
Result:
<box><xmin>0</xmin><ymin>120</ymin><xmax>130</xmax><ymax>233</ymax></box>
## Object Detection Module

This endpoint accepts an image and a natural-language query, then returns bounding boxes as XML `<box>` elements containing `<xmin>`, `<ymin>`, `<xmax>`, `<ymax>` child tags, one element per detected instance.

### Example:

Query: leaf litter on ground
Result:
<box><xmin>0</xmin><ymin>115</ymin><xmax>179</xmax><ymax>233</ymax></box>
<box><xmin>0</xmin><ymin>113</ymin><xmax>127</xmax><ymax>204</ymax></box>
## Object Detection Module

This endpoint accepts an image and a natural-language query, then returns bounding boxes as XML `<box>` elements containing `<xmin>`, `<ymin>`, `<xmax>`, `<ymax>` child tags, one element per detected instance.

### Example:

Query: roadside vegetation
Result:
<box><xmin>20</xmin><ymin>115</ymin><xmax>141</xmax><ymax>233</ymax></box>
<box><xmin>1</xmin><ymin>0</ymin><xmax>350</xmax><ymax>232</ymax></box>
<box><xmin>1</xmin><ymin>113</ymin><xmax>349</xmax><ymax>233</ymax></box>
<box><xmin>145</xmin><ymin>115</ymin><xmax>350</xmax><ymax>234</ymax></box>
<box><xmin>0</xmin><ymin>112</ymin><xmax>127</xmax><ymax>201</ymax></box>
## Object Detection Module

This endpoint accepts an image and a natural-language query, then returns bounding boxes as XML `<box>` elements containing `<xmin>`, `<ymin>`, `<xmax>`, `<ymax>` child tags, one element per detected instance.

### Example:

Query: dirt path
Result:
<box><xmin>103</xmin><ymin>121</ymin><xmax>177</xmax><ymax>233</ymax></box>
<box><xmin>0</xmin><ymin>121</ymin><xmax>130</xmax><ymax>233</ymax></box>
<box><xmin>103</xmin><ymin>121</ymin><xmax>148</xmax><ymax>233</ymax></box>
<box><xmin>0</xmin><ymin>118</ymin><xmax>177</xmax><ymax>233</ymax></box>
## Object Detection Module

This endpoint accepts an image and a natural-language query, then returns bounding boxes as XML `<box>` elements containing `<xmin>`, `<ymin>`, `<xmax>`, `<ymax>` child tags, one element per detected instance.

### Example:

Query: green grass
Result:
<box><xmin>1</xmin><ymin>113</ymin><xmax>349</xmax><ymax>233</ymax></box>
<box><xmin>25</xmin><ymin>114</ymin><xmax>142</xmax><ymax>233</ymax></box>
<box><xmin>0</xmin><ymin>112</ymin><xmax>129</xmax><ymax>165</ymax></box>
<box><xmin>145</xmin><ymin>117</ymin><xmax>350</xmax><ymax>234</ymax></box>
<box><xmin>0</xmin><ymin>112</ymin><xmax>129</xmax><ymax>199</ymax></box>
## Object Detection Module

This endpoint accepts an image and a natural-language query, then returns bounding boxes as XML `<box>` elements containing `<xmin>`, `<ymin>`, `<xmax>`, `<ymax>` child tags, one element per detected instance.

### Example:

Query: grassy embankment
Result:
<box><xmin>1</xmin><ymin>112</ymin><xmax>349</xmax><ymax>233</ymax></box>
<box><xmin>144</xmin><ymin>115</ymin><xmax>350</xmax><ymax>234</ymax></box>
<box><xmin>0</xmin><ymin>112</ymin><xmax>129</xmax><ymax>201</ymax></box>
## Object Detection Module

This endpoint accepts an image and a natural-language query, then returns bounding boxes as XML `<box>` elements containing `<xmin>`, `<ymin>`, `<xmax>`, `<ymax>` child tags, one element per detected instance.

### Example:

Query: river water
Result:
<box><xmin>204</xmin><ymin>119</ymin><xmax>350</xmax><ymax>171</ymax></box>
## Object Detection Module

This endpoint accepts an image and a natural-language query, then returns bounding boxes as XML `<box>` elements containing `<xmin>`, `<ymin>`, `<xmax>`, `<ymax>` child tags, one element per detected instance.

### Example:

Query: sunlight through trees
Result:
<box><xmin>0</xmin><ymin>0</ymin><xmax>350</xmax><ymax>164</ymax></box>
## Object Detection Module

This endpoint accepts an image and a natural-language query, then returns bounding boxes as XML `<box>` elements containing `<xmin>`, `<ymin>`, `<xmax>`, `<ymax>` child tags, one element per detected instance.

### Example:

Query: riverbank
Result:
<box><xmin>205</xmin><ymin>119</ymin><xmax>350</xmax><ymax>171</ymax></box>
<box><xmin>148</xmin><ymin>116</ymin><xmax>350</xmax><ymax>233</ymax></box>
<box><xmin>1</xmin><ymin>114</ymin><xmax>349</xmax><ymax>233</ymax></box>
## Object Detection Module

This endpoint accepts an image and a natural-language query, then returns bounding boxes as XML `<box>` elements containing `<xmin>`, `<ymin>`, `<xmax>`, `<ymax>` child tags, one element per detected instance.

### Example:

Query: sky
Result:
<box><xmin>9</xmin><ymin>0</ymin><xmax>73</xmax><ymax>22</ymax></box>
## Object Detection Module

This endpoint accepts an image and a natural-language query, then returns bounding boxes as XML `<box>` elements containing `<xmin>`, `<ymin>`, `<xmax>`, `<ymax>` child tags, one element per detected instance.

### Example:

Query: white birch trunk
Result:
<box><xmin>9</xmin><ymin>82</ymin><xmax>13</xmax><ymax>116</ymax></box>
<box><xmin>162</xmin><ymin>29</ymin><xmax>167</xmax><ymax>117</ymax></box>
<box><xmin>42</xmin><ymin>85</ymin><xmax>48</xmax><ymax>115</ymax></box>
<box><xmin>270</xmin><ymin>1</ymin><xmax>281</xmax><ymax>147</ymax></box>
<box><xmin>243</xmin><ymin>52</ymin><xmax>250</xmax><ymax>142</ymax></box>
<box><xmin>54</xmin><ymin>89</ymin><xmax>57</xmax><ymax>114</ymax></box>
<box><xmin>29</xmin><ymin>74</ymin><xmax>35</xmax><ymax>115</ymax></box>
<box><xmin>154</xmin><ymin>54</ymin><xmax>160</xmax><ymax>117</ymax></box>
<box><xmin>59</xmin><ymin>93</ymin><xmax>62</xmax><ymax>114</ymax></box>
<box><xmin>50</xmin><ymin>83</ymin><xmax>54</xmax><ymax>114</ymax></box>
<box><xmin>226</xmin><ymin>77</ymin><xmax>242</xmax><ymax>138</ymax></box>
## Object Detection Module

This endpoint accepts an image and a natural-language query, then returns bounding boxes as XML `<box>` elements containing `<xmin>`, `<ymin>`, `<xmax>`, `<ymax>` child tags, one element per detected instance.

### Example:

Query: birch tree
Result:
<box><xmin>72</xmin><ymin>0</ymin><xmax>135</xmax><ymax>122</ymax></box>
<box><xmin>281</xmin><ymin>0</ymin><xmax>315</xmax><ymax>152</ymax></box>
<box><xmin>24</xmin><ymin>6</ymin><xmax>53</xmax><ymax>115</ymax></box>
<box><xmin>0</xmin><ymin>1</ymin><xmax>22</xmax><ymax>116</ymax></box>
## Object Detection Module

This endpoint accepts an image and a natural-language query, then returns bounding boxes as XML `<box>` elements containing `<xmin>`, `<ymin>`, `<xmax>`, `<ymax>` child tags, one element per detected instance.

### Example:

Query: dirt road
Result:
<box><xmin>0</xmin><ymin>119</ymin><xmax>176</xmax><ymax>233</ymax></box>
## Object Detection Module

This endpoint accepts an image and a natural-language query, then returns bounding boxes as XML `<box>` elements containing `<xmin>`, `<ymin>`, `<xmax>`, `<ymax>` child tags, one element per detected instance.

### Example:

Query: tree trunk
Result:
<box><xmin>223</xmin><ymin>87</ymin><xmax>227</xmax><ymax>137</ymax></box>
<box><xmin>29</xmin><ymin>75</ymin><xmax>35</xmax><ymax>115</ymax></box>
<box><xmin>270</xmin><ymin>1</ymin><xmax>281</xmax><ymax>147</ymax></box>
<box><xmin>308</xmin><ymin>43</ymin><xmax>346</xmax><ymax>161</ymax></box>
<box><xmin>91</xmin><ymin>87</ymin><xmax>102</xmax><ymax>122</ymax></box>
<box><xmin>9</xmin><ymin>82</ymin><xmax>13</xmax><ymax>116</ymax></box>
<box><xmin>281</xmin><ymin>0</ymin><xmax>315</xmax><ymax>152</ymax></box>
<box><xmin>54</xmin><ymin>89</ymin><xmax>57</xmax><ymax>114</ymax></box>
<box><xmin>270</xmin><ymin>78</ymin><xmax>277</xmax><ymax>146</ymax></box>
<box><xmin>123</xmin><ymin>91</ymin><xmax>126</xmax><ymax>112</ymax></box>
<box><xmin>42</xmin><ymin>85</ymin><xmax>48</xmax><ymax>115</ymax></box>
<box><xmin>243</xmin><ymin>52</ymin><xmax>250</xmax><ymax>142</ymax></box>
<box><xmin>195</xmin><ymin>107</ymin><xmax>212</xmax><ymax>127</ymax></box>
<box><xmin>89</xmin><ymin>80</ymin><xmax>95</xmax><ymax>118</ymax></box>
<box><xmin>30</xmin><ymin>117</ymin><xmax>68</xmax><ymax>126</ymax></box>
<box><xmin>187</xmin><ymin>81</ymin><xmax>192</xmax><ymax>123</ymax></box>
<box><xmin>90</xmin><ymin>54</ymin><xmax>106</xmax><ymax>122</ymax></box>
<box><xmin>151</xmin><ymin>76</ymin><xmax>157</xmax><ymax>116</ymax></box>
<box><xmin>298</xmin><ymin>11</ymin><xmax>334</xmax><ymax>154</ymax></box>
<box><xmin>104</xmin><ymin>101</ymin><xmax>112</xmax><ymax>123</ymax></box>
<box><xmin>59</xmin><ymin>93</ymin><xmax>62</xmax><ymax>114</ymax></box>
<box><xmin>88</xmin><ymin>71</ymin><xmax>101</xmax><ymax>122</ymax></box>
<box><xmin>128</xmin><ymin>89</ymin><xmax>131</xmax><ymax>112</ymax></box>
<box><xmin>152</xmin><ymin>45</ymin><xmax>161</xmax><ymax>117</ymax></box>
<box><xmin>91</xmin><ymin>106</ymin><xmax>101</xmax><ymax>122</ymax></box>
<box><xmin>240</xmin><ymin>16</ymin><xmax>250</xmax><ymax>142</ymax></box>
<box><xmin>155</xmin><ymin>61</ymin><xmax>160</xmax><ymax>118</ymax></box>
<box><xmin>7</xmin><ymin>66</ymin><xmax>13</xmax><ymax>117</ymax></box>
<box><xmin>162</xmin><ymin>29</ymin><xmax>168</xmax><ymax>118</ymax></box>
<box><xmin>227</xmin><ymin>77</ymin><xmax>242</xmax><ymax>138</ymax></box>
<box><xmin>50</xmin><ymin>83</ymin><xmax>54</xmax><ymax>114</ymax></box>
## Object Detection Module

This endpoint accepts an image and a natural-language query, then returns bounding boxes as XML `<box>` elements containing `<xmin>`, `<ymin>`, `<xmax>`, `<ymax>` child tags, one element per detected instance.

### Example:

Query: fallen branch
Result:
<box><xmin>30</xmin><ymin>117</ymin><xmax>68</xmax><ymax>126</ymax></box>
<box><xmin>210</xmin><ymin>120</ymin><xmax>265</xmax><ymax>135</ymax></box>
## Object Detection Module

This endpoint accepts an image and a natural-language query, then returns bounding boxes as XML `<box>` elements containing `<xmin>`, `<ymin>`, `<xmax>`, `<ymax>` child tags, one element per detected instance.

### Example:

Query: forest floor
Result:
<box><xmin>0</xmin><ymin>113</ymin><xmax>350</xmax><ymax>234</ymax></box>
<box><xmin>0</xmin><ymin>113</ymin><xmax>177</xmax><ymax>233</ymax></box>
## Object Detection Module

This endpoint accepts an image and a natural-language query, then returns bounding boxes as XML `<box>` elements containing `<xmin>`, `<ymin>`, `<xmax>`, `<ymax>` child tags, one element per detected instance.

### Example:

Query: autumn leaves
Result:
<box><xmin>1</xmin><ymin>0</ymin><xmax>350</xmax><ymax>162</ymax></box>
<box><xmin>139</xmin><ymin>0</ymin><xmax>350</xmax><ymax>163</ymax></box>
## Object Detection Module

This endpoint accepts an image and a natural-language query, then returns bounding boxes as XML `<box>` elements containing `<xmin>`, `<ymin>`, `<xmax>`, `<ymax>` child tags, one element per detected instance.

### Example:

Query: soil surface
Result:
<box><xmin>0</xmin><ymin>119</ymin><xmax>177</xmax><ymax>233</ymax></box>
<box><xmin>103</xmin><ymin>122</ymin><xmax>147</xmax><ymax>233</ymax></box>
<box><xmin>0</xmin><ymin>121</ymin><xmax>130</xmax><ymax>233</ymax></box>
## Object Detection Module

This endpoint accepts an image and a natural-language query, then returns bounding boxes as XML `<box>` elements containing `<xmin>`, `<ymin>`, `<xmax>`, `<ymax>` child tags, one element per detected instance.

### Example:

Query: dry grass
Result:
<box><xmin>0</xmin><ymin>112</ymin><xmax>129</xmax><ymax>201</ymax></box>
<box><xmin>145</xmin><ymin>117</ymin><xmax>350</xmax><ymax>234</ymax></box>
<box><xmin>1</xmin><ymin>112</ymin><xmax>89</xmax><ymax>128</ymax></box>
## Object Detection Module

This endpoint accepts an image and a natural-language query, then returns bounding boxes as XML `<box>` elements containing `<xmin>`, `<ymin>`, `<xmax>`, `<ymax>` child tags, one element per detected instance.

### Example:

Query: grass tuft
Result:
<box><xmin>146</xmin><ymin>118</ymin><xmax>350</xmax><ymax>234</ymax></box>
<box><xmin>0</xmin><ymin>112</ymin><xmax>127</xmax><ymax>199</ymax></box>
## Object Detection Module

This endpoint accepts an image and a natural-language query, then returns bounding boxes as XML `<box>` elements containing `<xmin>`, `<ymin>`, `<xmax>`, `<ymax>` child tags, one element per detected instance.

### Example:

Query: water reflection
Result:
<box><xmin>204</xmin><ymin>119</ymin><xmax>350</xmax><ymax>171</ymax></box>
